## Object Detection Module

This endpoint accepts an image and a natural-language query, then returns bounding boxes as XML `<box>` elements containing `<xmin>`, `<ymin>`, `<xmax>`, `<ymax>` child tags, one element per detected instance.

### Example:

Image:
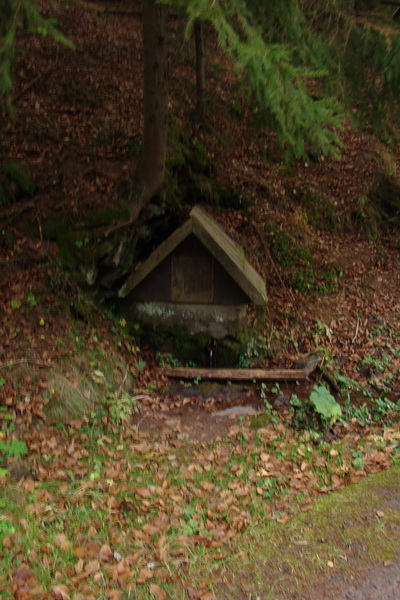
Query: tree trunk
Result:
<box><xmin>92</xmin><ymin>0</ymin><xmax>169</xmax><ymax>283</ymax></box>
<box><xmin>194</xmin><ymin>20</ymin><xmax>205</xmax><ymax>122</ymax></box>
<box><xmin>130</xmin><ymin>0</ymin><xmax>168</xmax><ymax>223</ymax></box>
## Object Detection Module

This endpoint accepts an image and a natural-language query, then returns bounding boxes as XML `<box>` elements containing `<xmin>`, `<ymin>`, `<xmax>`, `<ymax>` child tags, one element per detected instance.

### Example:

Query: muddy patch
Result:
<box><xmin>133</xmin><ymin>383</ymin><xmax>264</xmax><ymax>443</ymax></box>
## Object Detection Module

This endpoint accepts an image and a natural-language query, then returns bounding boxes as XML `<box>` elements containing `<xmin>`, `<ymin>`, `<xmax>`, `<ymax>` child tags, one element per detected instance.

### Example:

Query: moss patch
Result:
<box><xmin>299</xmin><ymin>188</ymin><xmax>339</xmax><ymax>232</ymax></box>
<box><xmin>0</xmin><ymin>158</ymin><xmax>35</xmax><ymax>207</ymax></box>
<box><xmin>268</xmin><ymin>228</ymin><xmax>342</xmax><ymax>294</ymax></box>
<box><xmin>370</xmin><ymin>174</ymin><xmax>400</xmax><ymax>225</ymax></box>
<box><xmin>139</xmin><ymin>324</ymin><xmax>247</xmax><ymax>367</ymax></box>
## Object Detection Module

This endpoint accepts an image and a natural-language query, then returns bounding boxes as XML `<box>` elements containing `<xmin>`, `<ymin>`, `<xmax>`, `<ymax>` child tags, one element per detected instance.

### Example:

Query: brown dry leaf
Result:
<box><xmin>142</xmin><ymin>523</ymin><xmax>162</xmax><ymax>535</ymax></box>
<box><xmin>1</xmin><ymin>535</ymin><xmax>13</xmax><ymax>549</ymax></box>
<box><xmin>53</xmin><ymin>534</ymin><xmax>72</xmax><ymax>551</ymax></box>
<box><xmin>99</xmin><ymin>544</ymin><xmax>114</xmax><ymax>562</ymax></box>
<box><xmin>84</xmin><ymin>560</ymin><xmax>101</xmax><ymax>576</ymax></box>
<box><xmin>199</xmin><ymin>481</ymin><xmax>214</xmax><ymax>491</ymax></box>
<box><xmin>12</xmin><ymin>565</ymin><xmax>44</xmax><ymax>599</ymax></box>
<box><xmin>187</xmin><ymin>587</ymin><xmax>201</xmax><ymax>600</ymax></box>
<box><xmin>74</xmin><ymin>546</ymin><xmax>87</xmax><ymax>558</ymax></box>
<box><xmin>19</xmin><ymin>518</ymin><xmax>28</xmax><ymax>532</ymax></box>
<box><xmin>106</xmin><ymin>591</ymin><xmax>122</xmax><ymax>600</ymax></box>
<box><xmin>136</xmin><ymin>487</ymin><xmax>152</xmax><ymax>499</ymax></box>
<box><xmin>53</xmin><ymin>584</ymin><xmax>70</xmax><ymax>600</ymax></box>
<box><xmin>137</xmin><ymin>568</ymin><xmax>154</xmax><ymax>583</ymax></box>
<box><xmin>199</xmin><ymin>592</ymin><xmax>214</xmax><ymax>600</ymax></box>
<box><xmin>74</xmin><ymin>558</ymin><xmax>84</xmax><ymax>575</ymax></box>
<box><xmin>149</xmin><ymin>583</ymin><xmax>167</xmax><ymax>600</ymax></box>
<box><xmin>87</xmin><ymin>542</ymin><xmax>101</xmax><ymax>557</ymax></box>
<box><xmin>277</xmin><ymin>513</ymin><xmax>291</xmax><ymax>524</ymax></box>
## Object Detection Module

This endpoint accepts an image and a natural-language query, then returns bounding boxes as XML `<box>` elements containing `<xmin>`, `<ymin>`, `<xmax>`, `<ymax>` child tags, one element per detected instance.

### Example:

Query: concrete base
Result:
<box><xmin>122</xmin><ymin>301</ymin><xmax>248</xmax><ymax>338</ymax></box>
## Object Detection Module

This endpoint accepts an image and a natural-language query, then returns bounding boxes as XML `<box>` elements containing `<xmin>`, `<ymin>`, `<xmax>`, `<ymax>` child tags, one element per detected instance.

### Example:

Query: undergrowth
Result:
<box><xmin>268</xmin><ymin>229</ymin><xmax>342</xmax><ymax>293</ymax></box>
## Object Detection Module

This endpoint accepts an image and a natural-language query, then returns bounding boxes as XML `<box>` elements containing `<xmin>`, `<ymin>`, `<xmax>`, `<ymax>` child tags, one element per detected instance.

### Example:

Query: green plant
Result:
<box><xmin>260</xmin><ymin>382</ymin><xmax>271</xmax><ymax>409</ymax></box>
<box><xmin>343</xmin><ymin>398</ymin><xmax>372</xmax><ymax>427</ymax></box>
<box><xmin>352</xmin><ymin>450</ymin><xmax>366</xmax><ymax>470</ymax></box>
<box><xmin>268</xmin><ymin>230</ymin><xmax>342</xmax><ymax>294</ymax></box>
<box><xmin>10</xmin><ymin>298</ymin><xmax>21</xmax><ymax>309</ymax></box>
<box><xmin>0</xmin><ymin>437</ymin><xmax>28</xmax><ymax>458</ymax></box>
<box><xmin>0</xmin><ymin>515</ymin><xmax>15</xmax><ymax>548</ymax></box>
<box><xmin>290</xmin><ymin>386</ymin><xmax>341</xmax><ymax>432</ymax></box>
<box><xmin>237</xmin><ymin>333</ymin><xmax>270</xmax><ymax>368</ymax></box>
<box><xmin>155</xmin><ymin>352</ymin><xmax>182</xmax><ymax>368</ymax></box>
<box><xmin>310</xmin><ymin>385</ymin><xmax>342</xmax><ymax>426</ymax></box>
<box><xmin>102</xmin><ymin>392</ymin><xmax>138</xmax><ymax>426</ymax></box>
<box><xmin>182</xmin><ymin>507</ymin><xmax>206</xmax><ymax>535</ymax></box>
<box><xmin>26</xmin><ymin>292</ymin><xmax>37</xmax><ymax>307</ymax></box>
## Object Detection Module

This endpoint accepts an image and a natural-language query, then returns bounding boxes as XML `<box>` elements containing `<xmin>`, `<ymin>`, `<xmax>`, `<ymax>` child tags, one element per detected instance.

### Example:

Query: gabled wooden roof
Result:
<box><xmin>118</xmin><ymin>206</ymin><xmax>268</xmax><ymax>305</ymax></box>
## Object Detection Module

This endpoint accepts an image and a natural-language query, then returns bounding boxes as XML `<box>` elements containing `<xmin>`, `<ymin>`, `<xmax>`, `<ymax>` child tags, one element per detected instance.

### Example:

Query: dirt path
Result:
<box><xmin>293</xmin><ymin>467</ymin><xmax>400</xmax><ymax>600</ymax></box>
<box><xmin>214</xmin><ymin>464</ymin><xmax>400</xmax><ymax>600</ymax></box>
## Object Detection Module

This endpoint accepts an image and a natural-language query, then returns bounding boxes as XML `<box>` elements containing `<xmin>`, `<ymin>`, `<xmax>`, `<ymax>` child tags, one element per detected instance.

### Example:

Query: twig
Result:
<box><xmin>131</xmin><ymin>394</ymin><xmax>154</xmax><ymax>403</ymax></box>
<box><xmin>0</xmin><ymin>359</ymin><xmax>50</xmax><ymax>370</ymax></box>
<box><xmin>0</xmin><ymin>342</ymin><xmax>27</xmax><ymax>355</ymax></box>
<box><xmin>117</xmin><ymin>370</ymin><xmax>128</xmax><ymax>396</ymax></box>
<box><xmin>0</xmin><ymin>201</ymin><xmax>35</xmax><ymax>225</ymax></box>
<box><xmin>136</xmin><ymin>411</ymin><xmax>150</xmax><ymax>430</ymax></box>
<box><xmin>13</xmin><ymin>66</ymin><xmax>53</xmax><ymax>101</ymax></box>
<box><xmin>352</xmin><ymin>317</ymin><xmax>361</xmax><ymax>345</ymax></box>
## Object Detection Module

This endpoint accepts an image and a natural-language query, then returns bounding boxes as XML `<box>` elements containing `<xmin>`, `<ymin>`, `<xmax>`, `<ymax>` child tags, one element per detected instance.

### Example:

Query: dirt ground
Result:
<box><xmin>300</xmin><ymin>478</ymin><xmax>400</xmax><ymax>600</ymax></box>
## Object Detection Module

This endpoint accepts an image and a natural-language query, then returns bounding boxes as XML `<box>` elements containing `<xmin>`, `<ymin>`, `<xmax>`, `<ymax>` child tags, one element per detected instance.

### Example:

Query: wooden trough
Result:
<box><xmin>162</xmin><ymin>355</ymin><xmax>322</xmax><ymax>382</ymax></box>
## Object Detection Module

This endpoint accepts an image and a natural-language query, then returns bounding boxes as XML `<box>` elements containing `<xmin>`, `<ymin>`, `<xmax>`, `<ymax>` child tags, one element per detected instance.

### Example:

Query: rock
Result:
<box><xmin>213</xmin><ymin>405</ymin><xmax>257</xmax><ymax>418</ymax></box>
<box><xmin>273</xmin><ymin>394</ymin><xmax>291</xmax><ymax>408</ymax></box>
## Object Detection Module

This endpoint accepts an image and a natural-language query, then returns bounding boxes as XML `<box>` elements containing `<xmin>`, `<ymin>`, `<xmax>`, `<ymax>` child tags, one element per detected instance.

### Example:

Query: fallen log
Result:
<box><xmin>162</xmin><ymin>367</ymin><xmax>309</xmax><ymax>382</ymax></box>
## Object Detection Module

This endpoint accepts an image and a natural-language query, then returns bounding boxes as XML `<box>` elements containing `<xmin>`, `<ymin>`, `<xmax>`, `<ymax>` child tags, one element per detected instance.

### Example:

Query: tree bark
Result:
<box><xmin>194</xmin><ymin>20</ymin><xmax>205</xmax><ymax>122</ymax></box>
<box><xmin>130</xmin><ymin>0</ymin><xmax>168</xmax><ymax>223</ymax></box>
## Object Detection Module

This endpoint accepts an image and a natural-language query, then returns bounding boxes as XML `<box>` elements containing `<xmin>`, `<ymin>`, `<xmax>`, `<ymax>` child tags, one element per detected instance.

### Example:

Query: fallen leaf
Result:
<box><xmin>74</xmin><ymin>558</ymin><xmax>84</xmax><ymax>575</ymax></box>
<box><xmin>149</xmin><ymin>583</ymin><xmax>167</xmax><ymax>600</ymax></box>
<box><xmin>74</xmin><ymin>546</ymin><xmax>87</xmax><ymax>559</ymax></box>
<box><xmin>84</xmin><ymin>560</ymin><xmax>100</xmax><ymax>576</ymax></box>
<box><xmin>53</xmin><ymin>584</ymin><xmax>70</xmax><ymax>600</ymax></box>
<box><xmin>187</xmin><ymin>587</ymin><xmax>200</xmax><ymax>600</ymax></box>
<box><xmin>142</xmin><ymin>524</ymin><xmax>162</xmax><ymax>535</ymax></box>
<box><xmin>137</xmin><ymin>568</ymin><xmax>153</xmax><ymax>583</ymax></box>
<box><xmin>99</xmin><ymin>544</ymin><xmax>113</xmax><ymax>562</ymax></box>
<box><xmin>53</xmin><ymin>534</ymin><xmax>71</xmax><ymax>551</ymax></box>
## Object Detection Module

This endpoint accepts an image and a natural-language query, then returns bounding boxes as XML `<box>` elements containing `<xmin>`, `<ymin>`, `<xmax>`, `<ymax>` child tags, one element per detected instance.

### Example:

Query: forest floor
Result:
<box><xmin>1</xmin><ymin>0</ymin><xmax>400</xmax><ymax>598</ymax></box>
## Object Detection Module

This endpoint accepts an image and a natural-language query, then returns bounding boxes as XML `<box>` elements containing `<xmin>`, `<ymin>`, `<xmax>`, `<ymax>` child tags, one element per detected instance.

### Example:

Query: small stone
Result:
<box><xmin>214</xmin><ymin>405</ymin><xmax>257</xmax><ymax>418</ymax></box>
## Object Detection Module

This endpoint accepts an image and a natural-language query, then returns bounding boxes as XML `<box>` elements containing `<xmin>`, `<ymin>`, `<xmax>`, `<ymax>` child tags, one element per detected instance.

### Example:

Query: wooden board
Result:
<box><xmin>162</xmin><ymin>367</ymin><xmax>309</xmax><ymax>382</ymax></box>
<box><xmin>162</xmin><ymin>355</ymin><xmax>322</xmax><ymax>382</ymax></box>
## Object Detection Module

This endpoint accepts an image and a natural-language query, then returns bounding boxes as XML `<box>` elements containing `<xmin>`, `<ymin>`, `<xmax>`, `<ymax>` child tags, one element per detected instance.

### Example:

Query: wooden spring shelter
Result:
<box><xmin>118</xmin><ymin>206</ymin><xmax>267</xmax><ymax>338</ymax></box>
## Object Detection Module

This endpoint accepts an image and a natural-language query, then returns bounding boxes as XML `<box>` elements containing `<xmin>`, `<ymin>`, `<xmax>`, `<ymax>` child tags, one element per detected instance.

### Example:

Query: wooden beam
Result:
<box><xmin>161</xmin><ymin>367</ymin><xmax>309</xmax><ymax>382</ymax></box>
